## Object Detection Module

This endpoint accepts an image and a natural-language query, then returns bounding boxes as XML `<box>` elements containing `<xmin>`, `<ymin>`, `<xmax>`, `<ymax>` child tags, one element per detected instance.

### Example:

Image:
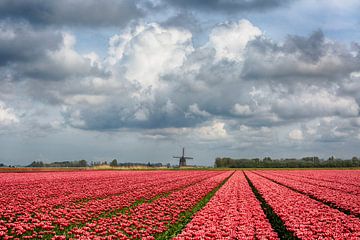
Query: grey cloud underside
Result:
<box><xmin>162</xmin><ymin>12</ymin><xmax>202</xmax><ymax>34</ymax></box>
<box><xmin>64</xmin><ymin>104</ymin><xmax>206</xmax><ymax>131</ymax></box>
<box><xmin>242</xmin><ymin>31</ymin><xmax>360</xmax><ymax>81</ymax></box>
<box><xmin>0</xmin><ymin>21</ymin><xmax>107</xmax><ymax>82</ymax></box>
<box><xmin>284</xmin><ymin>30</ymin><xmax>325</xmax><ymax>62</ymax></box>
<box><xmin>163</xmin><ymin>0</ymin><xmax>294</xmax><ymax>12</ymax></box>
<box><xmin>0</xmin><ymin>22</ymin><xmax>61</xmax><ymax>66</ymax></box>
<box><xmin>0</xmin><ymin>0</ymin><xmax>295</xmax><ymax>30</ymax></box>
<box><xmin>0</xmin><ymin>0</ymin><xmax>143</xmax><ymax>27</ymax></box>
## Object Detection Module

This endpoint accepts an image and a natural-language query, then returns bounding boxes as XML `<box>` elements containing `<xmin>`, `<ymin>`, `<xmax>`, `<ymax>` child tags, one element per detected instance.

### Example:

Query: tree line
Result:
<box><xmin>214</xmin><ymin>156</ymin><xmax>360</xmax><ymax>168</ymax></box>
<box><xmin>28</xmin><ymin>160</ymin><xmax>88</xmax><ymax>168</ymax></box>
<box><xmin>27</xmin><ymin>159</ymin><xmax>164</xmax><ymax>168</ymax></box>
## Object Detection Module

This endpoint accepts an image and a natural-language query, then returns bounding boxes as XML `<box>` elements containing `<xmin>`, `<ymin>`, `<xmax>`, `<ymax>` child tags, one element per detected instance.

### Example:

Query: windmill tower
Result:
<box><xmin>173</xmin><ymin>147</ymin><xmax>193</xmax><ymax>167</ymax></box>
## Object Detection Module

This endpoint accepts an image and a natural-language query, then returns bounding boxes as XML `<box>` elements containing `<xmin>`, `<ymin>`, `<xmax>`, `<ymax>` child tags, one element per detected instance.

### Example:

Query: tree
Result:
<box><xmin>110</xmin><ymin>159</ymin><xmax>118</xmax><ymax>167</ymax></box>
<box><xmin>263</xmin><ymin>157</ymin><xmax>272</xmax><ymax>162</ymax></box>
<box><xmin>78</xmin><ymin>159</ymin><xmax>87</xmax><ymax>167</ymax></box>
<box><xmin>28</xmin><ymin>161</ymin><xmax>44</xmax><ymax>167</ymax></box>
<box><xmin>352</xmin><ymin>157</ymin><xmax>359</xmax><ymax>167</ymax></box>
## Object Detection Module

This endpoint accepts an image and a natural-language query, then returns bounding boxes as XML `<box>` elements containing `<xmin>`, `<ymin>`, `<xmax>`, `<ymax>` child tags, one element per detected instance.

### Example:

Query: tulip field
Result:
<box><xmin>0</xmin><ymin>170</ymin><xmax>359</xmax><ymax>239</ymax></box>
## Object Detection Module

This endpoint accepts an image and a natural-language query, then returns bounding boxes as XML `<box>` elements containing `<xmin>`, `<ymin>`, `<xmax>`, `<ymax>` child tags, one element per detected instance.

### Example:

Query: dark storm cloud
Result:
<box><xmin>242</xmin><ymin>30</ymin><xmax>360</xmax><ymax>81</ymax></box>
<box><xmin>163</xmin><ymin>0</ymin><xmax>294</xmax><ymax>12</ymax></box>
<box><xmin>162</xmin><ymin>12</ymin><xmax>202</xmax><ymax>33</ymax></box>
<box><xmin>20</xmin><ymin>60</ymin><xmax>107</xmax><ymax>82</ymax></box>
<box><xmin>63</xmin><ymin>100</ymin><xmax>209</xmax><ymax>131</ymax></box>
<box><xmin>0</xmin><ymin>0</ymin><xmax>143</xmax><ymax>27</ymax></box>
<box><xmin>283</xmin><ymin>30</ymin><xmax>325</xmax><ymax>62</ymax></box>
<box><xmin>0</xmin><ymin>22</ymin><xmax>62</xmax><ymax>66</ymax></box>
<box><xmin>0</xmin><ymin>21</ymin><xmax>107</xmax><ymax>82</ymax></box>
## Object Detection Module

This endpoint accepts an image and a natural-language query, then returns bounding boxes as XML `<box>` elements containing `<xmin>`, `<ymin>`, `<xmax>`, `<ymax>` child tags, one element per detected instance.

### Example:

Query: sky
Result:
<box><xmin>1</xmin><ymin>0</ymin><xmax>360</xmax><ymax>166</ymax></box>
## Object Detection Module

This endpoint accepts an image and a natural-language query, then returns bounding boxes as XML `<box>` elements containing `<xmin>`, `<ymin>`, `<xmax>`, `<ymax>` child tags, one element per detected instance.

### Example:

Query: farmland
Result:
<box><xmin>0</xmin><ymin>170</ymin><xmax>359</xmax><ymax>239</ymax></box>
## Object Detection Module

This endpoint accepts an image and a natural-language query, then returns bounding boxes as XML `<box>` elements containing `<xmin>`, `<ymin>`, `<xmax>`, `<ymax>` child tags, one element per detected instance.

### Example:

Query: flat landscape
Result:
<box><xmin>0</xmin><ymin>169</ymin><xmax>359</xmax><ymax>239</ymax></box>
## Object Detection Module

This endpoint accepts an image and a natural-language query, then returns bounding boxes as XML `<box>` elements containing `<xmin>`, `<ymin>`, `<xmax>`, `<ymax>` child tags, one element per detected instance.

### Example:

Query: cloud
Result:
<box><xmin>292</xmin><ymin>115</ymin><xmax>360</xmax><ymax>144</ymax></box>
<box><xmin>187</xmin><ymin>103</ymin><xmax>211</xmax><ymax>117</ymax></box>
<box><xmin>288</xmin><ymin>129</ymin><xmax>303</xmax><ymax>140</ymax></box>
<box><xmin>0</xmin><ymin>22</ymin><xmax>105</xmax><ymax>83</ymax></box>
<box><xmin>283</xmin><ymin>30</ymin><xmax>325</xmax><ymax>62</ymax></box>
<box><xmin>162</xmin><ymin>0</ymin><xmax>294</xmax><ymax>12</ymax></box>
<box><xmin>208</xmin><ymin>19</ymin><xmax>262</xmax><ymax>62</ymax></box>
<box><xmin>0</xmin><ymin>0</ymin><xmax>143</xmax><ymax>27</ymax></box>
<box><xmin>0</xmin><ymin>101</ymin><xmax>18</xmax><ymax>125</ymax></box>
<box><xmin>242</xmin><ymin>30</ymin><xmax>360</xmax><ymax>81</ymax></box>
<box><xmin>232</xmin><ymin>103</ymin><xmax>252</xmax><ymax>116</ymax></box>
<box><xmin>273</xmin><ymin>88</ymin><xmax>359</xmax><ymax>119</ymax></box>
<box><xmin>162</xmin><ymin>11</ymin><xmax>202</xmax><ymax>33</ymax></box>
<box><xmin>21</xmin><ymin>32</ymin><xmax>106</xmax><ymax>81</ymax></box>
<box><xmin>3</xmin><ymin>18</ymin><xmax>360</xmax><ymax>154</ymax></box>
<box><xmin>61</xmin><ymin>20</ymin><xmax>359</xmax><ymax>133</ymax></box>
<box><xmin>0</xmin><ymin>21</ymin><xmax>62</xmax><ymax>66</ymax></box>
<box><xmin>108</xmin><ymin>22</ymin><xmax>193</xmax><ymax>90</ymax></box>
<box><xmin>1</xmin><ymin>0</ymin><xmax>360</xmax><ymax>165</ymax></box>
<box><xmin>195</xmin><ymin>121</ymin><xmax>228</xmax><ymax>140</ymax></box>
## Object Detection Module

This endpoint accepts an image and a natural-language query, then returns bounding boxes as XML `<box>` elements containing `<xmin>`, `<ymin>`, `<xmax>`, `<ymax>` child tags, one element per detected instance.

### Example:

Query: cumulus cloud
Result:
<box><xmin>195</xmin><ymin>121</ymin><xmax>228</xmax><ymax>140</ymax></box>
<box><xmin>208</xmin><ymin>20</ymin><xmax>262</xmax><ymax>62</ymax></box>
<box><xmin>2</xmin><ymin>0</ymin><xmax>360</xmax><ymax>165</ymax></box>
<box><xmin>242</xmin><ymin>30</ymin><xmax>360</xmax><ymax>81</ymax></box>
<box><xmin>273</xmin><ymin>88</ymin><xmax>359</xmax><ymax>119</ymax></box>
<box><xmin>187</xmin><ymin>103</ymin><xmax>211</xmax><ymax>117</ymax></box>
<box><xmin>0</xmin><ymin>102</ymin><xmax>18</xmax><ymax>125</ymax></box>
<box><xmin>301</xmin><ymin>116</ymin><xmax>360</xmax><ymax>143</ymax></box>
<box><xmin>21</xmin><ymin>32</ymin><xmax>106</xmax><ymax>81</ymax></box>
<box><xmin>230</xmin><ymin>124</ymin><xmax>275</xmax><ymax>148</ymax></box>
<box><xmin>59</xmin><ymin>23</ymin><xmax>197</xmax><ymax>130</ymax></box>
<box><xmin>56</xmin><ymin>20</ymin><xmax>360</xmax><ymax>137</ymax></box>
<box><xmin>41</xmin><ymin>34</ymin><xmax>106</xmax><ymax>79</ymax></box>
<box><xmin>108</xmin><ymin>23</ymin><xmax>193</xmax><ymax>91</ymax></box>
<box><xmin>0</xmin><ymin>22</ymin><xmax>105</xmax><ymax>83</ymax></box>
<box><xmin>288</xmin><ymin>129</ymin><xmax>303</xmax><ymax>140</ymax></box>
<box><xmin>232</xmin><ymin>103</ymin><xmax>252</xmax><ymax>116</ymax></box>
<box><xmin>2</xmin><ymin>16</ymin><xmax>360</xmax><ymax>155</ymax></box>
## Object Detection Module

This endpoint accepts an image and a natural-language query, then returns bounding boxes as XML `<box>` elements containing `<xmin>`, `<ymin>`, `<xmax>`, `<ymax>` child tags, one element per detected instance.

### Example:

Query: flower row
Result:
<box><xmin>255</xmin><ymin>170</ymin><xmax>360</xmax><ymax>216</ymax></box>
<box><xmin>285</xmin><ymin>170</ymin><xmax>360</xmax><ymax>188</ymax></box>
<box><xmin>263</xmin><ymin>170</ymin><xmax>360</xmax><ymax>195</ymax></box>
<box><xmin>175</xmin><ymin>171</ymin><xmax>278</xmax><ymax>239</ymax></box>
<box><xmin>63</xmin><ymin>171</ymin><xmax>233</xmax><ymax>239</ymax></box>
<box><xmin>0</xmin><ymin>170</ymin><xmax>224</xmax><ymax>239</ymax></box>
<box><xmin>246</xmin><ymin>171</ymin><xmax>360</xmax><ymax>239</ymax></box>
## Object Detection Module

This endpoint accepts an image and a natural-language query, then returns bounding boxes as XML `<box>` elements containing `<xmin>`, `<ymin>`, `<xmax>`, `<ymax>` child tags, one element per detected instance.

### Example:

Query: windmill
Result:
<box><xmin>173</xmin><ymin>147</ymin><xmax>193</xmax><ymax>167</ymax></box>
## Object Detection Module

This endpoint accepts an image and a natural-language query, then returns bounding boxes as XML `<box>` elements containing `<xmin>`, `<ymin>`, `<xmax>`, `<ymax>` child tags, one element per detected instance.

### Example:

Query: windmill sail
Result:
<box><xmin>173</xmin><ymin>147</ymin><xmax>193</xmax><ymax>167</ymax></box>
